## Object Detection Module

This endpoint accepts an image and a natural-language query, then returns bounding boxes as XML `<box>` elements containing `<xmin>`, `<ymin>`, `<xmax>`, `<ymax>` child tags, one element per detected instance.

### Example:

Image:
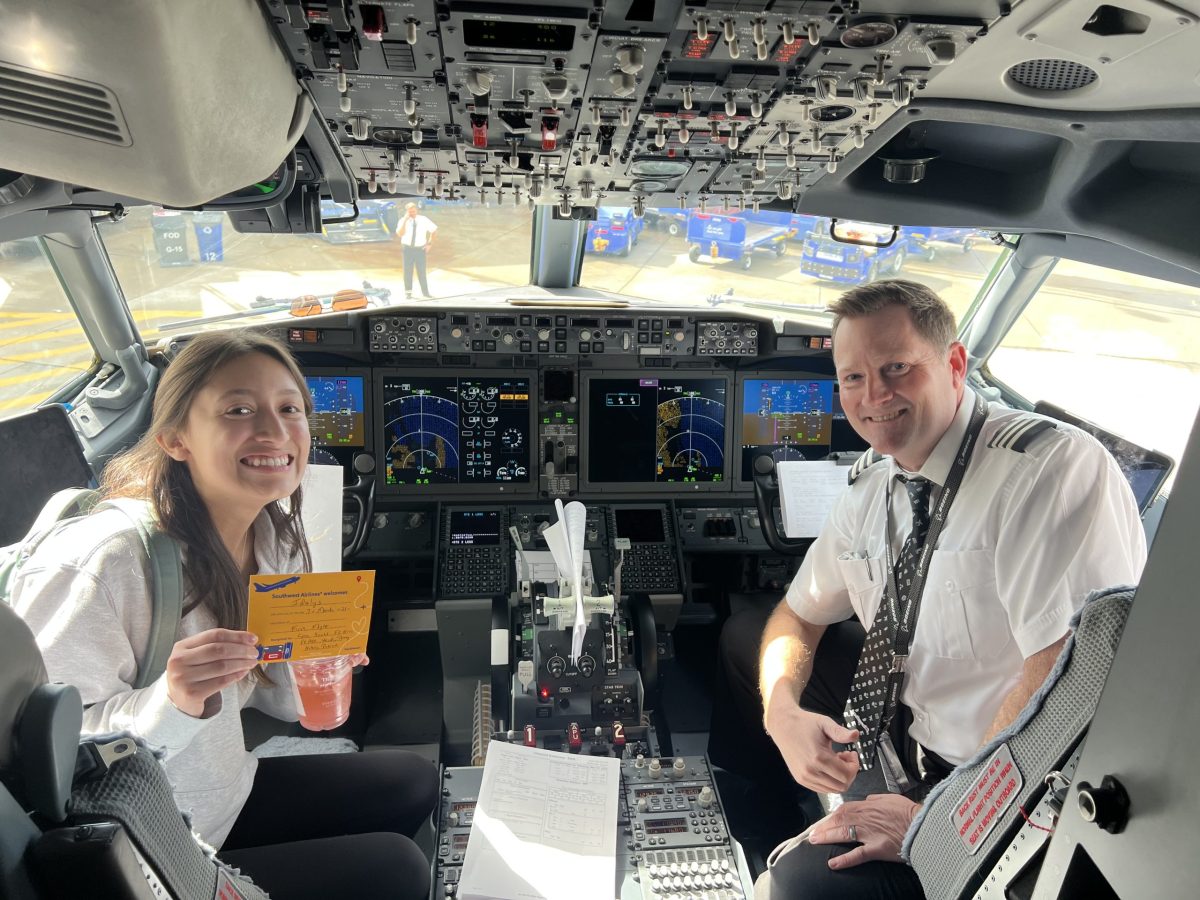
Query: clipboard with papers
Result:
<box><xmin>456</xmin><ymin>741</ymin><xmax>622</xmax><ymax>900</ymax></box>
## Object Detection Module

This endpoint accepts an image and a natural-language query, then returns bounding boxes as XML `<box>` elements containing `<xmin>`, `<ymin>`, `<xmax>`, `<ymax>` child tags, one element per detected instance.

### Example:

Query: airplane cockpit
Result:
<box><xmin>1</xmin><ymin>1</ymin><xmax>1198</xmax><ymax>898</ymax></box>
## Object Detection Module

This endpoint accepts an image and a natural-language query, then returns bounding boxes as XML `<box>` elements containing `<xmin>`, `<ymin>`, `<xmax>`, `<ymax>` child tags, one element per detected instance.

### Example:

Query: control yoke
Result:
<box><xmin>751</xmin><ymin>455</ymin><xmax>809</xmax><ymax>555</ymax></box>
<box><xmin>343</xmin><ymin>452</ymin><xmax>375</xmax><ymax>559</ymax></box>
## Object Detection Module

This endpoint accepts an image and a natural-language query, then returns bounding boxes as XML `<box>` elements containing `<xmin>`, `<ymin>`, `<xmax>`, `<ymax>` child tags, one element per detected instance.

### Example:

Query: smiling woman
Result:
<box><xmin>11</xmin><ymin>329</ymin><xmax>439</xmax><ymax>898</ymax></box>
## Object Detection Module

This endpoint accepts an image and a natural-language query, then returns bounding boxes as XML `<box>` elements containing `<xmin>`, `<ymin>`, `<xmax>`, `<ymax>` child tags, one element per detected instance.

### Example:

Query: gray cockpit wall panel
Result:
<box><xmin>0</xmin><ymin>0</ymin><xmax>309</xmax><ymax>208</ymax></box>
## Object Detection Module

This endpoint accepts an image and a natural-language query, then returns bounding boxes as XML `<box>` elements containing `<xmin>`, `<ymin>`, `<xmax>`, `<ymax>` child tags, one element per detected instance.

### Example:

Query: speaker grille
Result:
<box><xmin>1007</xmin><ymin>58</ymin><xmax>1098</xmax><ymax>92</ymax></box>
<box><xmin>0</xmin><ymin>61</ymin><xmax>130</xmax><ymax>145</ymax></box>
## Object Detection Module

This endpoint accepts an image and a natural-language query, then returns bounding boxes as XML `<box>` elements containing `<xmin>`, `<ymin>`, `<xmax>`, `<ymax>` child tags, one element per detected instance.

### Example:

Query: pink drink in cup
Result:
<box><xmin>289</xmin><ymin>655</ymin><xmax>352</xmax><ymax>730</ymax></box>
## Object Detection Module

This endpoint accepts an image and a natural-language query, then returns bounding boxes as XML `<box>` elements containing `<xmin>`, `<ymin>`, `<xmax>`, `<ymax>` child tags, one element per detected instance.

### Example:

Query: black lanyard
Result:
<box><xmin>882</xmin><ymin>393</ymin><xmax>989</xmax><ymax>675</ymax></box>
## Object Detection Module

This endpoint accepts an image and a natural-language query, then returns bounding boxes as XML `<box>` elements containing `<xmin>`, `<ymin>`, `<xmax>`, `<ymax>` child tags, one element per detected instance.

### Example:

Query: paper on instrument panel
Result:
<box><xmin>776</xmin><ymin>460</ymin><xmax>850</xmax><ymax>538</ymax></box>
<box><xmin>457</xmin><ymin>741</ymin><xmax>621</xmax><ymax>900</ymax></box>
<box><xmin>300</xmin><ymin>463</ymin><xmax>344</xmax><ymax>573</ymax></box>
<box><xmin>545</xmin><ymin>500</ymin><xmax>589</xmax><ymax>663</ymax></box>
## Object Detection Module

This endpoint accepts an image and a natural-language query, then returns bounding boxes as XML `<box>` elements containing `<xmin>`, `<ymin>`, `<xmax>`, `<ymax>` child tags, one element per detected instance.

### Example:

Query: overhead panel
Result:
<box><xmin>263</xmin><ymin>0</ymin><xmax>1000</xmax><ymax>213</ymax></box>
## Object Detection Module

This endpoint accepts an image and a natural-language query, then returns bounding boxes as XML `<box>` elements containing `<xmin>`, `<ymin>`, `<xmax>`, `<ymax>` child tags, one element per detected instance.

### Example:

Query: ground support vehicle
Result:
<box><xmin>585</xmin><ymin>209</ymin><xmax>645</xmax><ymax>256</ymax></box>
<box><xmin>799</xmin><ymin>219</ymin><xmax>919</xmax><ymax>283</ymax></box>
<box><xmin>686</xmin><ymin>212</ymin><xmax>794</xmax><ymax>270</ymax></box>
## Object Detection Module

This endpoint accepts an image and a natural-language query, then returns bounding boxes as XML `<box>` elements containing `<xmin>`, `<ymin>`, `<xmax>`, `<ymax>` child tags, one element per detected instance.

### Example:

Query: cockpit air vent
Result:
<box><xmin>1006</xmin><ymin>58</ymin><xmax>1099</xmax><ymax>92</ymax></box>
<box><xmin>0</xmin><ymin>62</ymin><xmax>130</xmax><ymax>146</ymax></box>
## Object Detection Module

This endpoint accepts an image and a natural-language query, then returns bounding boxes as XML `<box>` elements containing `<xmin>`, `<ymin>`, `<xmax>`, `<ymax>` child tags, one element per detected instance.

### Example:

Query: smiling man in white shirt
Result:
<box><xmin>728</xmin><ymin>280</ymin><xmax>1146</xmax><ymax>899</ymax></box>
<box><xmin>397</xmin><ymin>202</ymin><xmax>438</xmax><ymax>299</ymax></box>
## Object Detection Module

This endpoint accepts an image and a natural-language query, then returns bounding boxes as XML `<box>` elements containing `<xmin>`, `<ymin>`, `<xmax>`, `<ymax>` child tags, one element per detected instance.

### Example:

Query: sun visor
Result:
<box><xmin>0</xmin><ymin>0</ymin><xmax>310</xmax><ymax>207</ymax></box>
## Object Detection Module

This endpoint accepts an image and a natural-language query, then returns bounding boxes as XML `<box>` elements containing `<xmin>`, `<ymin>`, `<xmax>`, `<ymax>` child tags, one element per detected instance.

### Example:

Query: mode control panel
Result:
<box><xmin>368</xmin><ymin>315</ymin><xmax>437</xmax><ymax>352</ymax></box>
<box><xmin>435</xmin><ymin>313</ymin><xmax>699</xmax><ymax>357</ymax></box>
<box><xmin>696</xmin><ymin>321</ymin><xmax>759</xmax><ymax>357</ymax></box>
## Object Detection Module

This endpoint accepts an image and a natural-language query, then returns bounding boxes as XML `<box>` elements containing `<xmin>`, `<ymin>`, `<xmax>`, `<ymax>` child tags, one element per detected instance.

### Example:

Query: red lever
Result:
<box><xmin>541</xmin><ymin>115</ymin><xmax>559</xmax><ymax>151</ymax></box>
<box><xmin>470</xmin><ymin>113</ymin><xmax>488</xmax><ymax>149</ymax></box>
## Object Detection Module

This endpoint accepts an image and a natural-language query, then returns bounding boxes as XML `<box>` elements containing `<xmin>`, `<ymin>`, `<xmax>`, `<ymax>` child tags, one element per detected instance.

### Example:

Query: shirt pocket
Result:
<box><xmin>919</xmin><ymin>549</ymin><xmax>1004</xmax><ymax>660</ymax></box>
<box><xmin>836</xmin><ymin>554</ymin><xmax>886</xmax><ymax>631</ymax></box>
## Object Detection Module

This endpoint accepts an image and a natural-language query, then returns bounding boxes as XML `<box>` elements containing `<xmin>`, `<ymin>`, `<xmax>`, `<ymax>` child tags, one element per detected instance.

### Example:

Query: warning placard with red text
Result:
<box><xmin>950</xmin><ymin>742</ymin><xmax>1023</xmax><ymax>854</ymax></box>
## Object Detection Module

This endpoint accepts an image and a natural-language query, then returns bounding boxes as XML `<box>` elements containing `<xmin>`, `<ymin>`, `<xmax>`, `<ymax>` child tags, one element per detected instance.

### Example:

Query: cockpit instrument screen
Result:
<box><xmin>587</xmin><ymin>377</ymin><xmax>727</xmax><ymax>483</ymax></box>
<box><xmin>740</xmin><ymin>379</ymin><xmax>834</xmax><ymax>480</ymax></box>
<box><xmin>381</xmin><ymin>375</ymin><xmax>531</xmax><ymax>486</ymax></box>
<box><xmin>449</xmin><ymin>510</ymin><xmax>501</xmax><ymax>546</ymax></box>
<box><xmin>306</xmin><ymin>375</ymin><xmax>366</xmax><ymax>448</ymax></box>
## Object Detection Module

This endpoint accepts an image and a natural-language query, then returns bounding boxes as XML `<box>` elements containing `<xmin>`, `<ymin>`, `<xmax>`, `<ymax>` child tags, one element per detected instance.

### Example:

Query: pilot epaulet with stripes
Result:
<box><xmin>987</xmin><ymin>416</ymin><xmax>1057</xmax><ymax>452</ymax></box>
<box><xmin>847</xmin><ymin>448</ymin><xmax>885</xmax><ymax>484</ymax></box>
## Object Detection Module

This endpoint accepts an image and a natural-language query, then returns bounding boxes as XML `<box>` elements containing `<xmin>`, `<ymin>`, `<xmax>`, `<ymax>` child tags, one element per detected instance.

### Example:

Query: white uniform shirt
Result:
<box><xmin>785</xmin><ymin>388</ymin><xmax>1146</xmax><ymax>764</ymax></box>
<box><xmin>398</xmin><ymin>213</ymin><xmax>437</xmax><ymax>248</ymax></box>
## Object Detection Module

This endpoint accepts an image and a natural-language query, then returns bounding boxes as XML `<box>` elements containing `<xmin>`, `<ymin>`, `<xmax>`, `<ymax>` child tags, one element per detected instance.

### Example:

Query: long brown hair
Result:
<box><xmin>101</xmin><ymin>331</ymin><xmax>314</xmax><ymax>633</ymax></box>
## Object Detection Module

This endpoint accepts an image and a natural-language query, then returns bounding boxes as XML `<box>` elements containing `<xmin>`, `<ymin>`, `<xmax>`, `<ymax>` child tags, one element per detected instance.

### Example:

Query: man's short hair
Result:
<box><xmin>405</xmin><ymin>202</ymin><xmax>417</xmax><ymax>210</ymax></box>
<box><xmin>828</xmin><ymin>279</ymin><xmax>957</xmax><ymax>352</ymax></box>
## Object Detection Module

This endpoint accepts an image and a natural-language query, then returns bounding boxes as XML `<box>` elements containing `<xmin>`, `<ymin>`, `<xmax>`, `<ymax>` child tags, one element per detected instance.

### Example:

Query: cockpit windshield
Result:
<box><xmin>95</xmin><ymin>205</ymin><xmax>1001</xmax><ymax>339</ymax></box>
<box><xmin>577</xmin><ymin>210</ymin><xmax>1000</xmax><ymax>321</ymax></box>
<box><xmin>98</xmin><ymin>202</ymin><xmax>536</xmax><ymax>337</ymax></box>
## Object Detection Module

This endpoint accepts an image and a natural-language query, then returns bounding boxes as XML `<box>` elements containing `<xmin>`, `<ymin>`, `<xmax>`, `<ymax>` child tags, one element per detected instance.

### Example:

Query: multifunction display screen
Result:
<box><xmin>588</xmin><ymin>378</ymin><xmax>727</xmax><ymax>483</ymax></box>
<box><xmin>381</xmin><ymin>376</ymin><xmax>531</xmax><ymax>485</ymax></box>
<box><xmin>306</xmin><ymin>375</ymin><xmax>366</xmax><ymax>448</ymax></box>
<box><xmin>740</xmin><ymin>379</ymin><xmax>834</xmax><ymax>479</ymax></box>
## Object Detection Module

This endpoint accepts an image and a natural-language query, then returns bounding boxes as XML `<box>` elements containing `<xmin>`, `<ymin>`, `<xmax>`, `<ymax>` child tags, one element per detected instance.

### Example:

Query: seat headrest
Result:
<box><xmin>0</xmin><ymin>604</ymin><xmax>48</xmax><ymax>771</ymax></box>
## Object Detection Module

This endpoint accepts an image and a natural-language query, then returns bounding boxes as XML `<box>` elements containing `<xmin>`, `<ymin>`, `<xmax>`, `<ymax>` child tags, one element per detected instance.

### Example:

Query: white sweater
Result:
<box><xmin>13</xmin><ymin>503</ymin><xmax>304</xmax><ymax>847</ymax></box>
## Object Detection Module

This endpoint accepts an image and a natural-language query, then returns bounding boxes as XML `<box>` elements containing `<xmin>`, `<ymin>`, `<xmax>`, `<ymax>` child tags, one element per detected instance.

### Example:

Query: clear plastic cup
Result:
<box><xmin>289</xmin><ymin>655</ymin><xmax>352</xmax><ymax>731</ymax></box>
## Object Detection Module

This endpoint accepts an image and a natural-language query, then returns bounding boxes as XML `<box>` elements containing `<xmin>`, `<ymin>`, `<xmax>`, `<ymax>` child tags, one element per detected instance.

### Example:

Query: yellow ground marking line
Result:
<box><xmin>0</xmin><ymin>363</ymin><xmax>88</xmax><ymax>390</ymax></box>
<box><xmin>0</xmin><ymin>340</ymin><xmax>95</xmax><ymax>364</ymax></box>
<box><xmin>0</xmin><ymin>392</ymin><xmax>60</xmax><ymax>414</ymax></box>
<box><xmin>0</xmin><ymin>324</ymin><xmax>87</xmax><ymax>349</ymax></box>
<box><xmin>0</xmin><ymin>310</ymin><xmax>75</xmax><ymax>321</ymax></box>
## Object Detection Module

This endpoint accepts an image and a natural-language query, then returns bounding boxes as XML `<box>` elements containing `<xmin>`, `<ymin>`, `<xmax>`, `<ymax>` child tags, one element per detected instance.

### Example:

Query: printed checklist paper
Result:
<box><xmin>246</xmin><ymin>570</ymin><xmax>375</xmax><ymax>663</ymax></box>
<box><xmin>458</xmin><ymin>741</ymin><xmax>620</xmax><ymax>900</ymax></box>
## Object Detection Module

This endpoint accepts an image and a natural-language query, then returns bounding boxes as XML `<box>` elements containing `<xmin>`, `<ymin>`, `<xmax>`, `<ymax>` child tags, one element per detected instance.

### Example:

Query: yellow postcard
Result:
<box><xmin>247</xmin><ymin>571</ymin><xmax>375</xmax><ymax>663</ymax></box>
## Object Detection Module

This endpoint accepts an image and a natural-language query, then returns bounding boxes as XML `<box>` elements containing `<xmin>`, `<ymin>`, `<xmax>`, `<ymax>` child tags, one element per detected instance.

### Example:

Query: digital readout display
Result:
<box><xmin>463</xmin><ymin>19</ymin><xmax>575</xmax><ymax>52</ymax></box>
<box><xmin>645</xmin><ymin>817</ymin><xmax>688</xmax><ymax>835</ymax></box>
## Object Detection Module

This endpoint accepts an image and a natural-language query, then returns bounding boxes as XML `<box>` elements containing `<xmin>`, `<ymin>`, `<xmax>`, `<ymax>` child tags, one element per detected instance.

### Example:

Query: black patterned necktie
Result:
<box><xmin>844</xmin><ymin>476</ymin><xmax>933</xmax><ymax>768</ymax></box>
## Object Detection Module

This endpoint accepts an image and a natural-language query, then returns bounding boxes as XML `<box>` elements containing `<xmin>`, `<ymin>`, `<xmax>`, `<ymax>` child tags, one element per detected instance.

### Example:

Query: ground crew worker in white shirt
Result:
<box><xmin>397</xmin><ymin>202</ymin><xmax>437</xmax><ymax>299</ymax></box>
<box><xmin>706</xmin><ymin>280</ymin><xmax>1146</xmax><ymax>899</ymax></box>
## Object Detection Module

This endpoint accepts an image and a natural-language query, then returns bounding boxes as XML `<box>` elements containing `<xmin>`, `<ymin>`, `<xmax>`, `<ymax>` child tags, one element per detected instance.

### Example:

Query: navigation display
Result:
<box><xmin>306</xmin><ymin>375</ymin><xmax>366</xmax><ymax>448</ymax></box>
<box><xmin>740</xmin><ymin>378</ymin><xmax>835</xmax><ymax>479</ymax></box>
<box><xmin>587</xmin><ymin>377</ymin><xmax>727</xmax><ymax>483</ymax></box>
<box><xmin>381</xmin><ymin>375</ymin><xmax>531</xmax><ymax>485</ymax></box>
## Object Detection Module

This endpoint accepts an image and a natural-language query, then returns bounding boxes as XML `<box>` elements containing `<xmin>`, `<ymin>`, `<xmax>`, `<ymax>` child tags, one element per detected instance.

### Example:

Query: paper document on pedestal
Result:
<box><xmin>543</xmin><ymin>499</ymin><xmax>590</xmax><ymax>663</ymax></box>
<box><xmin>776</xmin><ymin>460</ymin><xmax>850</xmax><ymax>538</ymax></box>
<box><xmin>457</xmin><ymin>741</ymin><xmax>621</xmax><ymax>900</ymax></box>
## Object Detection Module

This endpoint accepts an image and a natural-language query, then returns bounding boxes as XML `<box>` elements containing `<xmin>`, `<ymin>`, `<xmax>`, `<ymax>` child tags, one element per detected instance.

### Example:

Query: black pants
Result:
<box><xmin>709</xmin><ymin>605</ymin><xmax>866</xmax><ymax>787</ymax></box>
<box><xmin>402</xmin><ymin>245</ymin><xmax>430</xmax><ymax>296</ymax></box>
<box><xmin>709</xmin><ymin>605</ymin><xmax>926</xmax><ymax>900</ymax></box>
<box><xmin>220</xmin><ymin>749</ymin><xmax>438</xmax><ymax>900</ymax></box>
